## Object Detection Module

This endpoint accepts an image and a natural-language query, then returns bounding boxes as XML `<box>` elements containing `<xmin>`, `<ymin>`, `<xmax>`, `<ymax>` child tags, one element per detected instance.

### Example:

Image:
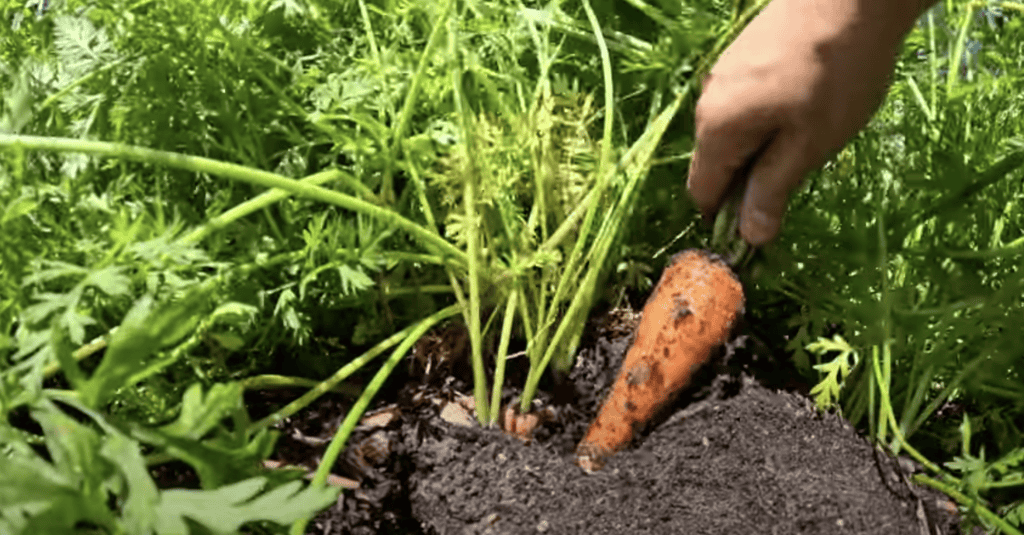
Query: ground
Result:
<box><xmin>237</xmin><ymin>308</ymin><xmax>963</xmax><ymax>535</ymax></box>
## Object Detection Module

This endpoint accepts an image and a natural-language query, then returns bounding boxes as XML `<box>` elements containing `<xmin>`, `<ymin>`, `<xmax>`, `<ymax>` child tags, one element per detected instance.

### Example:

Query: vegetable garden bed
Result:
<box><xmin>3</xmin><ymin>1</ymin><xmax>1023</xmax><ymax>533</ymax></box>
<box><xmin>245</xmin><ymin>311</ymin><xmax>961</xmax><ymax>534</ymax></box>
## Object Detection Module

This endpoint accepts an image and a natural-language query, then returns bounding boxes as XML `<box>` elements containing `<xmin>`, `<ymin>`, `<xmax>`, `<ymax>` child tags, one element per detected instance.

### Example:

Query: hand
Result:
<box><xmin>687</xmin><ymin>0</ymin><xmax>927</xmax><ymax>245</ymax></box>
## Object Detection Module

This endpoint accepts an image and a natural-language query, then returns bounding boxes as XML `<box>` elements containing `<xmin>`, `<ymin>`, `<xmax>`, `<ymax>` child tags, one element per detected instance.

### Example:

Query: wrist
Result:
<box><xmin>858</xmin><ymin>0</ymin><xmax>935</xmax><ymax>43</ymax></box>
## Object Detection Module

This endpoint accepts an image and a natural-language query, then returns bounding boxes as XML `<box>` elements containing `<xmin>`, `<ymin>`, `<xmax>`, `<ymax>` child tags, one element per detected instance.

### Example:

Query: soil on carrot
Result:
<box><xmin>235</xmin><ymin>309</ymin><xmax>963</xmax><ymax>535</ymax></box>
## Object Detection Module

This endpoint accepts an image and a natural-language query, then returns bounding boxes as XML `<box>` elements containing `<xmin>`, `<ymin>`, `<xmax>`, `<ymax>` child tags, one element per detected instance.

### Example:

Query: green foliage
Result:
<box><xmin>771</xmin><ymin>2</ymin><xmax>1024</xmax><ymax>528</ymax></box>
<box><xmin>154</xmin><ymin>478</ymin><xmax>337</xmax><ymax>535</ymax></box>
<box><xmin>3</xmin><ymin>0</ymin><xmax>1024</xmax><ymax>530</ymax></box>
<box><xmin>3</xmin><ymin>0</ymin><xmax>729</xmax><ymax>528</ymax></box>
<box><xmin>0</xmin><ymin>392</ymin><xmax>333</xmax><ymax>535</ymax></box>
<box><xmin>942</xmin><ymin>414</ymin><xmax>1024</xmax><ymax>531</ymax></box>
<box><xmin>806</xmin><ymin>335</ymin><xmax>859</xmax><ymax>411</ymax></box>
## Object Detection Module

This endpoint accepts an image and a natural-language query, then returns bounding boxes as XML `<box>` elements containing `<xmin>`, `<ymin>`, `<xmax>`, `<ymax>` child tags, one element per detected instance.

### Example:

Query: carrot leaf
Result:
<box><xmin>806</xmin><ymin>335</ymin><xmax>859</xmax><ymax>411</ymax></box>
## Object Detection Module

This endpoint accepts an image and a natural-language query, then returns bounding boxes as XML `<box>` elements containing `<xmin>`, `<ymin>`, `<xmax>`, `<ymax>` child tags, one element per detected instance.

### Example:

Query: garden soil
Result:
<box><xmin>245</xmin><ymin>310</ymin><xmax>963</xmax><ymax>535</ymax></box>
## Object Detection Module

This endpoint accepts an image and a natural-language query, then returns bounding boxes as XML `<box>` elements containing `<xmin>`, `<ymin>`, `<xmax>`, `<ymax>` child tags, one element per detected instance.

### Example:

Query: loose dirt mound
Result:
<box><xmin>254</xmin><ymin>322</ymin><xmax>958</xmax><ymax>534</ymax></box>
<box><xmin>408</xmin><ymin>378</ymin><xmax>954</xmax><ymax>534</ymax></box>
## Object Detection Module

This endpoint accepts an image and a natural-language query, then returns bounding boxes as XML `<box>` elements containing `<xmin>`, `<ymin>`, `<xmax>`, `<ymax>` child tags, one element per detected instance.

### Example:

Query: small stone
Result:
<box><xmin>536</xmin><ymin>519</ymin><xmax>549</xmax><ymax>532</ymax></box>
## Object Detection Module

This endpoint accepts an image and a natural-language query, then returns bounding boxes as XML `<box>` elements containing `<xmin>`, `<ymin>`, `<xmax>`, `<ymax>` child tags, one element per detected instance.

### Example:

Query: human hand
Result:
<box><xmin>687</xmin><ymin>0</ymin><xmax>928</xmax><ymax>245</ymax></box>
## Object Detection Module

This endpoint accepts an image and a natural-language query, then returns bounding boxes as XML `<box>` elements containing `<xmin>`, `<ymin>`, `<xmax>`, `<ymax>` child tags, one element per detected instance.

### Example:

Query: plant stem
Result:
<box><xmin>535</xmin><ymin>0</ymin><xmax>615</xmax><ymax>373</ymax></box>
<box><xmin>406</xmin><ymin>158</ymin><xmax>441</xmax><ymax>234</ymax></box>
<box><xmin>946</xmin><ymin>2</ymin><xmax>974</xmax><ymax>96</ymax></box>
<box><xmin>248</xmin><ymin>306</ymin><xmax>460</xmax><ymax>433</ymax></box>
<box><xmin>357</xmin><ymin>0</ymin><xmax>382</xmax><ymax>67</ymax></box>
<box><xmin>869</xmin><ymin>339</ymin><xmax>948</xmax><ymax>479</ymax></box>
<box><xmin>875</xmin><ymin>203</ymin><xmax>896</xmax><ymax>446</ymax></box>
<box><xmin>381</xmin><ymin>0</ymin><xmax>455</xmax><ymax>203</ymax></box>
<box><xmin>912</xmin><ymin>475</ymin><xmax>1024</xmax><ymax>535</ymax></box>
<box><xmin>182</xmin><ymin>168</ymin><xmax>344</xmax><ymax>244</ymax></box>
<box><xmin>449</xmin><ymin>17</ymin><xmax>491</xmax><ymax>426</ymax></box>
<box><xmin>0</xmin><ymin>135</ymin><xmax>466</xmax><ymax>264</ymax></box>
<box><xmin>489</xmin><ymin>290</ymin><xmax>519</xmax><ymax>425</ymax></box>
<box><xmin>520</xmin><ymin>88</ymin><xmax>686</xmax><ymax>409</ymax></box>
<box><xmin>290</xmin><ymin>304</ymin><xmax>460</xmax><ymax>535</ymax></box>
<box><xmin>238</xmin><ymin>374</ymin><xmax>362</xmax><ymax>397</ymax></box>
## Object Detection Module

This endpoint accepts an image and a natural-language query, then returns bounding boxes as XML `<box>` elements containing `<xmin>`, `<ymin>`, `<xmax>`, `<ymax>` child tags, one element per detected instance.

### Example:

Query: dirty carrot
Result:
<box><xmin>575</xmin><ymin>249</ymin><xmax>745</xmax><ymax>472</ymax></box>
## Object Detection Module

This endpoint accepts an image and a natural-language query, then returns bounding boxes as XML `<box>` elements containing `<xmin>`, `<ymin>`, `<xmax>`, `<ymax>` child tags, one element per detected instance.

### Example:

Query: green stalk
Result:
<box><xmin>533</xmin><ymin>0</ymin><xmax>615</xmax><ymax>372</ymax></box>
<box><xmin>526</xmin><ymin>78</ymin><xmax>554</xmax><ymax>371</ymax></box>
<box><xmin>529</xmin><ymin>85</ymin><xmax>555</xmax><ymax>243</ymax></box>
<box><xmin>39</xmin><ymin>57</ymin><xmax>133</xmax><ymax>111</ymax></box>
<box><xmin>876</xmin><ymin>204</ymin><xmax>895</xmax><ymax>447</ymax></box>
<box><xmin>559</xmin><ymin>103</ymin><xmax>679</xmax><ymax>366</ymax></box>
<box><xmin>869</xmin><ymin>342</ymin><xmax>947</xmax><ymax>478</ymax></box>
<box><xmin>512</xmin><ymin>6</ymin><xmax>653</xmax><ymax>57</ymax></box>
<box><xmin>238</xmin><ymin>374</ymin><xmax>362</xmax><ymax>397</ymax></box>
<box><xmin>520</xmin><ymin>89</ymin><xmax>686</xmax><ymax>409</ymax></box>
<box><xmin>520</xmin><ymin>0</ymin><xmax>555</xmax><ymax>245</ymax></box>
<box><xmin>449</xmin><ymin>19</ymin><xmax>491</xmax><ymax>426</ymax></box>
<box><xmin>983</xmin><ymin>479</ymin><xmax>1024</xmax><ymax>490</ymax></box>
<box><xmin>911</xmin><ymin>478</ymin><xmax>1022</xmax><ymax>535</ymax></box>
<box><xmin>515</xmin><ymin>278</ymin><xmax>539</xmax><ymax>369</ymax></box>
<box><xmin>489</xmin><ymin>290</ymin><xmax>519</xmax><ymax>425</ymax></box>
<box><xmin>905</xmin><ymin>357</ymin><xmax>985</xmax><ymax>437</ymax></box>
<box><xmin>406</xmin><ymin>158</ymin><xmax>441</xmax><ymax>233</ymax></box>
<box><xmin>380</xmin><ymin>285</ymin><xmax>454</xmax><ymax>299</ymax></box>
<box><xmin>381</xmin><ymin>0</ymin><xmax>455</xmax><ymax>203</ymax></box>
<box><xmin>357</xmin><ymin>0</ymin><xmax>382</xmax><ymax>67</ymax></box>
<box><xmin>927</xmin><ymin>9</ymin><xmax>937</xmax><ymax>116</ymax></box>
<box><xmin>359</xmin><ymin>250</ymin><xmax>456</xmax><ymax>267</ymax></box>
<box><xmin>289</xmin><ymin>304</ymin><xmax>461</xmax><ymax>535</ymax></box>
<box><xmin>528</xmin><ymin>0</ymin><xmax>766</xmax><ymax>263</ymax></box>
<box><xmin>0</xmin><ymin>135</ymin><xmax>466</xmax><ymax>264</ymax></box>
<box><xmin>946</xmin><ymin>2</ymin><xmax>974</xmax><ymax>95</ymax></box>
<box><xmin>904</xmin><ymin>76</ymin><xmax>935</xmax><ymax>124</ymax></box>
<box><xmin>43</xmin><ymin>335</ymin><xmax>109</xmax><ymax>379</ymax></box>
<box><xmin>248</xmin><ymin>305</ymin><xmax>460</xmax><ymax>433</ymax></box>
<box><xmin>182</xmin><ymin>168</ymin><xmax>344</xmax><ymax>244</ymax></box>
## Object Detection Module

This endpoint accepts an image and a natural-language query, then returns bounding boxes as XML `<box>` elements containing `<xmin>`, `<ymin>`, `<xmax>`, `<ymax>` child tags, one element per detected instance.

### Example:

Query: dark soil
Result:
<box><xmin>244</xmin><ymin>310</ymin><xmax>961</xmax><ymax>535</ymax></box>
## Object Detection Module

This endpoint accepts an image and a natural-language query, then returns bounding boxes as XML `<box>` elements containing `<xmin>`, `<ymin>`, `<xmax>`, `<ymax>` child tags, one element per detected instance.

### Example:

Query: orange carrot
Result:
<box><xmin>574</xmin><ymin>249</ymin><xmax>745</xmax><ymax>472</ymax></box>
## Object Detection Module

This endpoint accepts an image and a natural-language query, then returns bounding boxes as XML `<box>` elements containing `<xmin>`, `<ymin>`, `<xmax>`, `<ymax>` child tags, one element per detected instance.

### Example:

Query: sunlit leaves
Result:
<box><xmin>53</xmin><ymin>15</ymin><xmax>118</xmax><ymax>77</ymax></box>
<box><xmin>806</xmin><ymin>335</ymin><xmax>859</xmax><ymax>411</ymax></box>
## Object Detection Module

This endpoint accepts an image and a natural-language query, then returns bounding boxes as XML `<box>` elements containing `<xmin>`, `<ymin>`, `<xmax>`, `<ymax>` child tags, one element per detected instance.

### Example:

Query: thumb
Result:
<box><xmin>739</xmin><ymin>131</ymin><xmax>817</xmax><ymax>246</ymax></box>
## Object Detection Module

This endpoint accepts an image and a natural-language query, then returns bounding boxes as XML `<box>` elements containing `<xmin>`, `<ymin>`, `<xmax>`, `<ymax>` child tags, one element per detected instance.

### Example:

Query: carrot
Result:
<box><xmin>574</xmin><ymin>249</ymin><xmax>745</xmax><ymax>472</ymax></box>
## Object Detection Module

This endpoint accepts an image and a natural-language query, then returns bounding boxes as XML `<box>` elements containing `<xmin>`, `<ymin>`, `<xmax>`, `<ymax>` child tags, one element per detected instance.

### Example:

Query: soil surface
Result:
<box><xmin>243</xmin><ymin>310</ymin><xmax>961</xmax><ymax>535</ymax></box>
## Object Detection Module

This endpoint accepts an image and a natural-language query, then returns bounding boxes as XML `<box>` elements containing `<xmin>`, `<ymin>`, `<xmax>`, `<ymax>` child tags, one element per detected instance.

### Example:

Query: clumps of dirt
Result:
<box><xmin>245</xmin><ymin>313</ymin><xmax>960</xmax><ymax>534</ymax></box>
<box><xmin>406</xmin><ymin>377</ymin><xmax>957</xmax><ymax>534</ymax></box>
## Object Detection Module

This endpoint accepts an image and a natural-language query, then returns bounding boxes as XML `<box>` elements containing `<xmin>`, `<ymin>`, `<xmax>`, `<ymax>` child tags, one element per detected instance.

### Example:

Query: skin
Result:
<box><xmin>687</xmin><ymin>0</ymin><xmax>937</xmax><ymax>246</ymax></box>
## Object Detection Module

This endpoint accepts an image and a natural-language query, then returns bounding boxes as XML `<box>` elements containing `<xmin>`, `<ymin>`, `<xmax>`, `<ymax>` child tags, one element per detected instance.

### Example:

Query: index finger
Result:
<box><xmin>686</xmin><ymin>92</ymin><xmax>781</xmax><ymax>220</ymax></box>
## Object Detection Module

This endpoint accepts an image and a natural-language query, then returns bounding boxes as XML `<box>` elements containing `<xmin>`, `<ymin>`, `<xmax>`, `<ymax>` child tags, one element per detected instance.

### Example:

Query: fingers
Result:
<box><xmin>688</xmin><ymin>93</ymin><xmax>816</xmax><ymax>246</ymax></box>
<box><xmin>738</xmin><ymin>131</ymin><xmax>815</xmax><ymax>246</ymax></box>
<box><xmin>686</xmin><ymin>85</ymin><xmax>781</xmax><ymax>223</ymax></box>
